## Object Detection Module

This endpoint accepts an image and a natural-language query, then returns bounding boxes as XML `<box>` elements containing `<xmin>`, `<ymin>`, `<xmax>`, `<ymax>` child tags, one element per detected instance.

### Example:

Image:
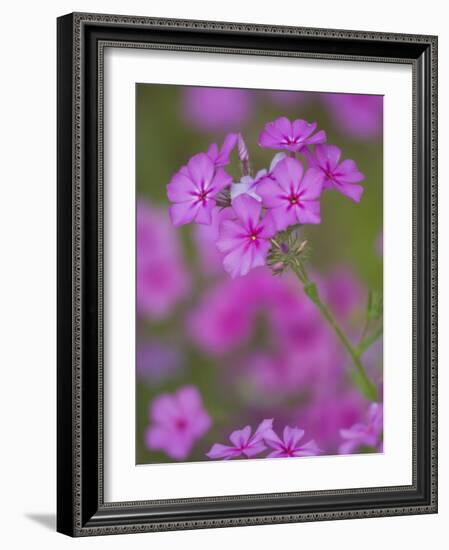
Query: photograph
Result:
<box><xmin>135</xmin><ymin>84</ymin><xmax>384</xmax><ymax>465</ymax></box>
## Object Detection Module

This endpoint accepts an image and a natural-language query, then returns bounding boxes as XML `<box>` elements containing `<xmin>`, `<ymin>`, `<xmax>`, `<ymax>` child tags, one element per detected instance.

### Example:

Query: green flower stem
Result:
<box><xmin>357</xmin><ymin>325</ymin><xmax>383</xmax><ymax>356</ymax></box>
<box><xmin>290</xmin><ymin>260</ymin><xmax>378</xmax><ymax>402</ymax></box>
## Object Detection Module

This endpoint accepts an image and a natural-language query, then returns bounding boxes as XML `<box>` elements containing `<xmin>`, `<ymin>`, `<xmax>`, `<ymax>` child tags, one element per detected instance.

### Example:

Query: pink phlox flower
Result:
<box><xmin>216</xmin><ymin>195</ymin><xmax>276</xmax><ymax>278</ymax></box>
<box><xmin>259</xmin><ymin>116</ymin><xmax>326</xmax><ymax>152</ymax></box>
<box><xmin>338</xmin><ymin>402</ymin><xmax>383</xmax><ymax>455</ymax></box>
<box><xmin>145</xmin><ymin>386</ymin><xmax>211</xmax><ymax>460</ymax></box>
<box><xmin>207</xmin><ymin>133</ymin><xmax>239</xmax><ymax>167</ymax></box>
<box><xmin>305</xmin><ymin>144</ymin><xmax>365</xmax><ymax>203</ymax></box>
<box><xmin>264</xmin><ymin>426</ymin><xmax>321</xmax><ymax>458</ymax></box>
<box><xmin>207</xmin><ymin>419</ymin><xmax>273</xmax><ymax>459</ymax></box>
<box><xmin>230</xmin><ymin>153</ymin><xmax>286</xmax><ymax>202</ymax></box>
<box><xmin>257</xmin><ymin>156</ymin><xmax>324</xmax><ymax>231</ymax></box>
<box><xmin>167</xmin><ymin>152</ymin><xmax>232</xmax><ymax>226</ymax></box>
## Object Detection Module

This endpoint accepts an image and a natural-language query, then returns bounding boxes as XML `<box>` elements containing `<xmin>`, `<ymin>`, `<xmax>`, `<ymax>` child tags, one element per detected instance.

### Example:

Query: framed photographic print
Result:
<box><xmin>57</xmin><ymin>12</ymin><xmax>438</xmax><ymax>536</ymax></box>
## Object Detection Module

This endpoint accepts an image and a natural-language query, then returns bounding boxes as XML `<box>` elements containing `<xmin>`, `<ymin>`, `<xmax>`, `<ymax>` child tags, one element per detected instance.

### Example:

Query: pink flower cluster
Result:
<box><xmin>187</xmin><ymin>267</ymin><xmax>362</xmax><ymax>394</ymax></box>
<box><xmin>166</xmin><ymin>117</ymin><xmax>365</xmax><ymax>278</ymax></box>
<box><xmin>207</xmin><ymin>419</ymin><xmax>320</xmax><ymax>460</ymax></box>
<box><xmin>143</xmin><ymin>388</ymin><xmax>382</xmax><ymax>461</ymax></box>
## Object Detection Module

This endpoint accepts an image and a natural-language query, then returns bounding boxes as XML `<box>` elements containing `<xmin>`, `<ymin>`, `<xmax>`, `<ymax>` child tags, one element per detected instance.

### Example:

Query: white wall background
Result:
<box><xmin>0</xmin><ymin>1</ymin><xmax>445</xmax><ymax>548</ymax></box>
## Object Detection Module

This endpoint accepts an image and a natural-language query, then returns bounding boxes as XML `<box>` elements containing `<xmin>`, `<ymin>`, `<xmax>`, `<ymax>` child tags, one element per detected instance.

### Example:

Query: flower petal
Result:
<box><xmin>335</xmin><ymin>159</ymin><xmax>365</xmax><ymax>184</ymax></box>
<box><xmin>150</xmin><ymin>394</ymin><xmax>178</xmax><ymax>424</ymax></box>
<box><xmin>263</xmin><ymin>428</ymin><xmax>284</xmax><ymax>450</ymax></box>
<box><xmin>252</xmin><ymin>418</ymin><xmax>274</xmax><ymax>442</ymax></box>
<box><xmin>269</xmin><ymin>152</ymin><xmax>287</xmax><ymax>172</ymax></box>
<box><xmin>222</xmin><ymin>243</ymin><xmax>248</xmax><ymax>278</ymax></box>
<box><xmin>333</xmin><ymin>181</ymin><xmax>364</xmax><ymax>203</ymax></box>
<box><xmin>315</xmin><ymin>144</ymin><xmax>341</xmax><ymax>170</ymax></box>
<box><xmin>296</xmin><ymin>200</ymin><xmax>321</xmax><ymax>224</ymax></box>
<box><xmin>194</xmin><ymin>201</ymin><xmax>215</xmax><ymax>224</ymax></box>
<box><xmin>304</xmin><ymin>129</ymin><xmax>327</xmax><ymax>145</ymax></box>
<box><xmin>243</xmin><ymin>440</ymin><xmax>267</xmax><ymax>457</ymax></box>
<box><xmin>209</xmin><ymin>167</ymin><xmax>233</xmax><ymax>194</ymax></box>
<box><xmin>167</xmin><ymin>172</ymin><xmax>196</xmax><ymax>202</ymax></box>
<box><xmin>216</xmin><ymin>220</ymin><xmax>247</xmax><ymax>253</ymax></box>
<box><xmin>176</xmin><ymin>385</ymin><xmax>202</xmax><ymax>414</ymax></box>
<box><xmin>230</xmin><ymin>426</ymin><xmax>252</xmax><ymax>448</ymax></box>
<box><xmin>283</xmin><ymin>426</ymin><xmax>305</xmax><ymax>448</ymax></box>
<box><xmin>215</xmin><ymin>132</ymin><xmax>238</xmax><ymax>166</ymax></box>
<box><xmin>300</xmin><ymin>168</ymin><xmax>324</xmax><ymax>200</ymax></box>
<box><xmin>257</xmin><ymin>179</ymin><xmax>286</xmax><ymax>208</ymax></box>
<box><xmin>292</xmin><ymin>119</ymin><xmax>317</xmax><ymax>140</ymax></box>
<box><xmin>270</xmin><ymin>204</ymin><xmax>298</xmax><ymax>231</ymax></box>
<box><xmin>231</xmin><ymin>194</ymin><xmax>263</xmax><ymax>229</ymax></box>
<box><xmin>297</xmin><ymin>439</ymin><xmax>321</xmax><ymax>456</ymax></box>
<box><xmin>271</xmin><ymin>157</ymin><xmax>304</xmax><ymax>194</ymax></box>
<box><xmin>206</xmin><ymin>443</ymin><xmax>241</xmax><ymax>459</ymax></box>
<box><xmin>187</xmin><ymin>152</ymin><xmax>214</xmax><ymax>186</ymax></box>
<box><xmin>169</xmin><ymin>201</ymin><xmax>200</xmax><ymax>226</ymax></box>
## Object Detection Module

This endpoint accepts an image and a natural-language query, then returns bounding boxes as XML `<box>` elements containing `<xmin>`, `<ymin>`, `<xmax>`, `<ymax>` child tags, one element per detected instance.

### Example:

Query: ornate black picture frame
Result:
<box><xmin>57</xmin><ymin>12</ymin><xmax>438</xmax><ymax>537</ymax></box>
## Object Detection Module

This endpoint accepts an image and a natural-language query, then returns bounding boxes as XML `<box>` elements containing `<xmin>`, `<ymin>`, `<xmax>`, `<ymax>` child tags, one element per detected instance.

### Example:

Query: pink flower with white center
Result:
<box><xmin>257</xmin><ymin>156</ymin><xmax>324</xmax><ymax>231</ymax></box>
<box><xmin>206</xmin><ymin>419</ymin><xmax>273</xmax><ymax>459</ymax></box>
<box><xmin>206</xmin><ymin>133</ymin><xmax>238</xmax><ymax>167</ymax></box>
<box><xmin>259</xmin><ymin>116</ymin><xmax>326</xmax><ymax>153</ymax></box>
<box><xmin>338</xmin><ymin>402</ymin><xmax>383</xmax><ymax>455</ymax></box>
<box><xmin>216</xmin><ymin>195</ymin><xmax>276</xmax><ymax>278</ymax></box>
<box><xmin>305</xmin><ymin>144</ymin><xmax>365</xmax><ymax>203</ymax></box>
<box><xmin>264</xmin><ymin>426</ymin><xmax>321</xmax><ymax>458</ymax></box>
<box><xmin>145</xmin><ymin>386</ymin><xmax>211</xmax><ymax>460</ymax></box>
<box><xmin>167</xmin><ymin>152</ymin><xmax>232</xmax><ymax>226</ymax></box>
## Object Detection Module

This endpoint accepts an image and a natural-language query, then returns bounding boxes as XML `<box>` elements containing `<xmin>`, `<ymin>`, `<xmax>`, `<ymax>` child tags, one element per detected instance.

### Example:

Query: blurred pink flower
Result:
<box><xmin>264</xmin><ymin>426</ymin><xmax>320</xmax><ymax>458</ymax></box>
<box><xmin>258</xmin><ymin>116</ymin><xmax>326</xmax><ymax>153</ymax></box>
<box><xmin>182</xmin><ymin>87</ymin><xmax>252</xmax><ymax>132</ymax></box>
<box><xmin>217</xmin><ymin>195</ymin><xmax>276</xmax><ymax>278</ymax></box>
<box><xmin>187</xmin><ymin>275</ymin><xmax>256</xmax><ymax>356</ymax></box>
<box><xmin>145</xmin><ymin>386</ymin><xmax>211</xmax><ymax>460</ymax></box>
<box><xmin>322</xmin><ymin>93</ymin><xmax>383</xmax><ymax>139</ymax></box>
<box><xmin>305</xmin><ymin>144</ymin><xmax>365</xmax><ymax>203</ymax></box>
<box><xmin>137</xmin><ymin>201</ymin><xmax>191</xmax><ymax>320</ymax></box>
<box><xmin>317</xmin><ymin>266</ymin><xmax>365</xmax><ymax>323</ymax></box>
<box><xmin>338</xmin><ymin>402</ymin><xmax>383</xmax><ymax>454</ymax></box>
<box><xmin>206</xmin><ymin>419</ymin><xmax>273</xmax><ymax>460</ymax></box>
<box><xmin>298</xmin><ymin>390</ymin><xmax>367</xmax><ymax>453</ymax></box>
<box><xmin>167</xmin><ymin>152</ymin><xmax>232</xmax><ymax>226</ymax></box>
<box><xmin>192</xmin><ymin>206</ymin><xmax>236</xmax><ymax>275</ymax></box>
<box><xmin>257</xmin><ymin>157</ymin><xmax>324</xmax><ymax>230</ymax></box>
